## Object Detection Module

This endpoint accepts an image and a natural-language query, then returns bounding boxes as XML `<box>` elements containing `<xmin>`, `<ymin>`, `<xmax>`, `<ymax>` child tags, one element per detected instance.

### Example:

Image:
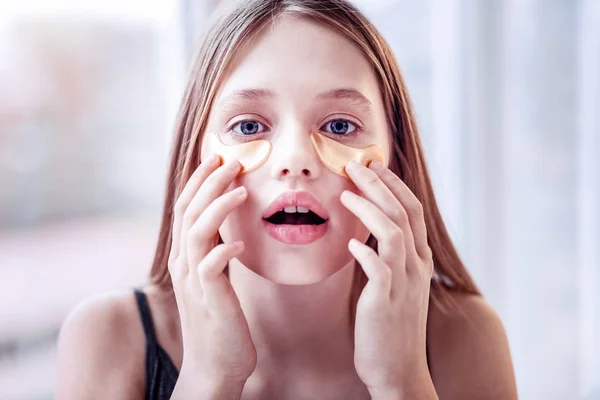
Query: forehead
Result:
<box><xmin>216</xmin><ymin>14</ymin><xmax>382</xmax><ymax>104</ymax></box>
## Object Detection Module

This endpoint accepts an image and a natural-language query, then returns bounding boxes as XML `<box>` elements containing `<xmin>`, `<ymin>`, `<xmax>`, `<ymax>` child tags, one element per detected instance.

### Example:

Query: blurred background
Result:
<box><xmin>0</xmin><ymin>0</ymin><xmax>598</xmax><ymax>398</ymax></box>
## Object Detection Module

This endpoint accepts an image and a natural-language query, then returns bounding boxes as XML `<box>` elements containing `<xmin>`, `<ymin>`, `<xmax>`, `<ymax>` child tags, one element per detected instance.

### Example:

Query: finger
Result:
<box><xmin>198</xmin><ymin>241</ymin><xmax>245</xmax><ymax>316</ymax></box>
<box><xmin>186</xmin><ymin>186</ymin><xmax>248</xmax><ymax>271</ymax></box>
<box><xmin>369</xmin><ymin>161</ymin><xmax>431</xmax><ymax>261</ymax></box>
<box><xmin>170</xmin><ymin>153</ymin><xmax>220</xmax><ymax>262</ymax></box>
<box><xmin>348</xmin><ymin>238</ymin><xmax>393</xmax><ymax>299</ymax></box>
<box><xmin>179</xmin><ymin>159</ymin><xmax>242</xmax><ymax>265</ymax></box>
<box><xmin>345</xmin><ymin>160</ymin><xmax>419</xmax><ymax>259</ymax></box>
<box><xmin>340</xmin><ymin>190</ymin><xmax>407</xmax><ymax>271</ymax></box>
<box><xmin>346</xmin><ymin>160</ymin><xmax>400</xmax><ymax>218</ymax></box>
<box><xmin>346</xmin><ymin>161</ymin><xmax>409</xmax><ymax>229</ymax></box>
<box><xmin>345</xmin><ymin>162</ymin><xmax>423</xmax><ymax>279</ymax></box>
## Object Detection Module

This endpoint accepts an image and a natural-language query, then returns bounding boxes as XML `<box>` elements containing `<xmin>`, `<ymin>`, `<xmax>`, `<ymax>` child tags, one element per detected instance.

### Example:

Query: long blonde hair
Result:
<box><xmin>149</xmin><ymin>0</ymin><xmax>480</xmax><ymax>319</ymax></box>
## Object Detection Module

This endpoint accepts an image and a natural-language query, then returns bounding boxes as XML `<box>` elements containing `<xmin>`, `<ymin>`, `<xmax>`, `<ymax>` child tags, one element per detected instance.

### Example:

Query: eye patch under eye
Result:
<box><xmin>309</xmin><ymin>132</ymin><xmax>384</xmax><ymax>178</ymax></box>
<box><xmin>203</xmin><ymin>132</ymin><xmax>272</xmax><ymax>174</ymax></box>
<box><xmin>201</xmin><ymin>131</ymin><xmax>384</xmax><ymax>178</ymax></box>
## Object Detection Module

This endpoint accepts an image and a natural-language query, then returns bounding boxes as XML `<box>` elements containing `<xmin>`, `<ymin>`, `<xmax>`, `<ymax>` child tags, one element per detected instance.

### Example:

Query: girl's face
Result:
<box><xmin>202</xmin><ymin>15</ymin><xmax>391</xmax><ymax>284</ymax></box>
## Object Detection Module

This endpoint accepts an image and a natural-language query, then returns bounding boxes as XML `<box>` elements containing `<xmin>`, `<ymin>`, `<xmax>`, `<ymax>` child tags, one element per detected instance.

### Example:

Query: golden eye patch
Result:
<box><xmin>202</xmin><ymin>132</ymin><xmax>272</xmax><ymax>174</ymax></box>
<box><xmin>309</xmin><ymin>132</ymin><xmax>384</xmax><ymax>178</ymax></box>
<box><xmin>201</xmin><ymin>131</ymin><xmax>385</xmax><ymax>178</ymax></box>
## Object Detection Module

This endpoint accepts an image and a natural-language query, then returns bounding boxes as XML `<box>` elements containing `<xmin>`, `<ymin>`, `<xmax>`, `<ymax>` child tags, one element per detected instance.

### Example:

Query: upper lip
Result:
<box><xmin>262</xmin><ymin>191</ymin><xmax>329</xmax><ymax>220</ymax></box>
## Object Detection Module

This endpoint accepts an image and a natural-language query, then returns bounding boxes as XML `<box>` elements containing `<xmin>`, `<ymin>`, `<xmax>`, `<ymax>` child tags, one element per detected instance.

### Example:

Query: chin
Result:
<box><xmin>219</xmin><ymin>212</ymin><xmax>368</xmax><ymax>285</ymax></box>
<box><xmin>232</xmin><ymin>241</ymin><xmax>355</xmax><ymax>285</ymax></box>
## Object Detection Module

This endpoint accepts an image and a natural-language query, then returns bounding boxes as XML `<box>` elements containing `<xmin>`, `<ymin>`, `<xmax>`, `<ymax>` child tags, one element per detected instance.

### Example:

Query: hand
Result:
<box><xmin>340</xmin><ymin>160</ymin><xmax>435</xmax><ymax>396</ymax></box>
<box><xmin>168</xmin><ymin>154</ymin><xmax>257</xmax><ymax>385</ymax></box>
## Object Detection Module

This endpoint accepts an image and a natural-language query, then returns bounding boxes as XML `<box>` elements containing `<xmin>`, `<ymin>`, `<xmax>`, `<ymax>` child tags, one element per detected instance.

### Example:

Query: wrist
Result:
<box><xmin>199</xmin><ymin>376</ymin><xmax>247</xmax><ymax>400</ymax></box>
<box><xmin>367</xmin><ymin>370</ymin><xmax>438</xmax><ymax>400</ymax></box>
<box><xmin>367</xmin><ymin>385</ymin><xmax>403</xmax><ymax>400</ymax></box>
<box><xmin>368</xmin><ymin>385</ymin><xmax>438</xmax><ymax>400</ymax></box>
<box><xmin>174</xmin><ymin>365</ymin><xmax>248</xmax><ymax>400</ymax></box>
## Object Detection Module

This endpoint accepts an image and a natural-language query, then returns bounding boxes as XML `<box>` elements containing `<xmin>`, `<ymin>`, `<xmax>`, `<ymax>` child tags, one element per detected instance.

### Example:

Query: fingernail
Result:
<box><xmin>349</xmin><ymin>238</ymin><xmax>360</xmax><ymax>248</ymax></box>
<box><xmin>205</xmin><ymin>154</ymin><xmax>219</xmax><ymax>164</ymax></box>
<box><xmin>227</xmin><ymin>160</ymin><xmax>241</xmax><ymax>170</ymax></box>
<box><xmin>369</xmin><ymin>161</ymin><xmax>383</xmax><ymax>170</ymax></box>
<box><xmin>347</xmin><ymin>160</ymin><xmax>360</xmax><ymax>170</ymax></box>
<box><xmin>233</xmin><ymin>186</ymin><xmax>247</xmax><ymax>197</ymax></box>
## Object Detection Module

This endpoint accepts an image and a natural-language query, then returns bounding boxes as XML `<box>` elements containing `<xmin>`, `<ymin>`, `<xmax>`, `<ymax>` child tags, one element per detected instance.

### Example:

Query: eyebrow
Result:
<box><xmin>220</xmin><ymin>88</ymin><xmax>275</xmax><ymax>103</ymax></box>
<box><xmin>316</xmin><ymin>88</ymin><xmax>373</xmax><ymax>113</ymax></box>
<box><xmin>216</xmin><ymin>88</ymin><xmax>373</xmax><ymax>113</ymax></box>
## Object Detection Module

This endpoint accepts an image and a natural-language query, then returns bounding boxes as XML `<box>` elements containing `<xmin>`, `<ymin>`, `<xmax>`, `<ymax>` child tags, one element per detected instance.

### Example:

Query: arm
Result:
<box><xmin>427</xmin><ymin>293</ymin><xmax>518</xmax><ymax>400</ymax></box>
<box><xmin>55</xmin><ymin>290</ymin><xmax>250</xmax><ymax>400</ymax></box>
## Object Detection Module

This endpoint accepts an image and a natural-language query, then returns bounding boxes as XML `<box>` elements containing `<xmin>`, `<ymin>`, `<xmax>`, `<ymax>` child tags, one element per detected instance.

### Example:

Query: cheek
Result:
<box><xmin>332</xmin><ymin>183</ymin><xmax>372</xmax><ymax>243</ymax></box>
<box><xmin>216</xmin><ymin>176</ymin><xmax>255</xmax><ymax>240</ymax></box>
<box><xmin>337</xmin><ymin>202</ymin><xmax>371</xmax><ymax>242</ymax></box>
<box><xmin>217</xmin><ymin>202</ymin><xmax>259</xmax><ymax>251</ymax></box>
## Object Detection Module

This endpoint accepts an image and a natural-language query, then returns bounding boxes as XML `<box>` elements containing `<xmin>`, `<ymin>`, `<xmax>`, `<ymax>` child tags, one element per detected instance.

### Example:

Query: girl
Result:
<box><xmin>56</xmin><ymin>0</ymin><xmax>518</xmax><ymax>399</ymax></box>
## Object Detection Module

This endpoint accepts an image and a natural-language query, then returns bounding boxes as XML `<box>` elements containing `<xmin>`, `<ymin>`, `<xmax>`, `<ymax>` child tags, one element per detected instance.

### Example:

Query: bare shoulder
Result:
<box><xmin>427</xmin><ymin>291</ymin><xmax>518</xmax><ymax>400</ymax></box>
<box><xmin>55</xmin><ymin>289</ymin><xmax>146</xmax><ymax>400</ymax></box>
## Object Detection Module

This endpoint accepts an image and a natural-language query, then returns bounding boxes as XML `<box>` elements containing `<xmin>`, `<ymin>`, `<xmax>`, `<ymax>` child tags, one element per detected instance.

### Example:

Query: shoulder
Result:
<box><xmin>55</xmin><ymin>289</ymin><xmax>146</xmax><ymax>400</ymax></box>
<box><xmin>427</xmin><ymin>291</ymin><xmax>518</xmax><ymax>400</ymax></box>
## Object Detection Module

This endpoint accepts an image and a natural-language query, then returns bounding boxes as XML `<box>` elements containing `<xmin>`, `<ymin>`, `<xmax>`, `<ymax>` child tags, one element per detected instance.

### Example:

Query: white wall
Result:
<box><xmin>355</xmin><ymin>0</ymin><xmax>600</xmax><ymax>398</ymax></box>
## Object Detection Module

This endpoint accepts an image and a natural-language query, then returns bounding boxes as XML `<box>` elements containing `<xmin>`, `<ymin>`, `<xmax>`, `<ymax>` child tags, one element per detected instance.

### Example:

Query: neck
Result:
<box><xmin>228</xmin><ymin>258</ymin><xmax>357</xmax><ymax>372</ymax></box>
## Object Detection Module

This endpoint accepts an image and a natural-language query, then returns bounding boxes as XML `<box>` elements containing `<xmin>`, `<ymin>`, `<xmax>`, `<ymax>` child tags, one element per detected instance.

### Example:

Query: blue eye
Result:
<box><xmin>227</xmin><ymin>118</ymin><xmax>361</xmax><ymax>137</ymax></box>
<box><xmin>231</xmin><ymin>120</ymin><xmax>266</xmax><ymax>135</ymax></box>
<box><xmin>323</xmin><ymin>119</ymin><xmax>358</xmax><ymax>135</ymax></box>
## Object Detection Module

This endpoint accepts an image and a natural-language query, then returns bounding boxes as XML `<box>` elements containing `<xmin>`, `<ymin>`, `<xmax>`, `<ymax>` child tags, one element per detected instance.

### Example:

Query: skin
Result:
<box><xmin>198</xmin><ymin>13</ymin><xmax>393</xmax><ymax>396</ymax></box>
<box><xmin>55</xmin><ymin>14</ymin><xmax>518</xmax><ymax>400</ymax></box>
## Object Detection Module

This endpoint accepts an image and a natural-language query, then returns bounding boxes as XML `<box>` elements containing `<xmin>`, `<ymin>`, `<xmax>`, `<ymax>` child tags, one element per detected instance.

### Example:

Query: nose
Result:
<box><xmin>269</xmin><ymin>126</ymin><xmax>321</xmax><ymax>181</ymax></box>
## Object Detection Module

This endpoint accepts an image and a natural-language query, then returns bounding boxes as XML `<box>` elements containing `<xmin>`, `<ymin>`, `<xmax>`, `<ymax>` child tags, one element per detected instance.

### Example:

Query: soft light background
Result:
<box><xmin>0</xmin><ymin>0</ymin><xmax>598</xmax><ymax>399</ymax></box>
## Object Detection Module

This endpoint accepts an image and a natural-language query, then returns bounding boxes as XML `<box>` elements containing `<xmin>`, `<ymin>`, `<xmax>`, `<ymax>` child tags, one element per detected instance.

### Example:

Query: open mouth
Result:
<box><xmin>264</xmin><ymin>207</ymin><xmax>327</xmax><ymax>225</ymax></box>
